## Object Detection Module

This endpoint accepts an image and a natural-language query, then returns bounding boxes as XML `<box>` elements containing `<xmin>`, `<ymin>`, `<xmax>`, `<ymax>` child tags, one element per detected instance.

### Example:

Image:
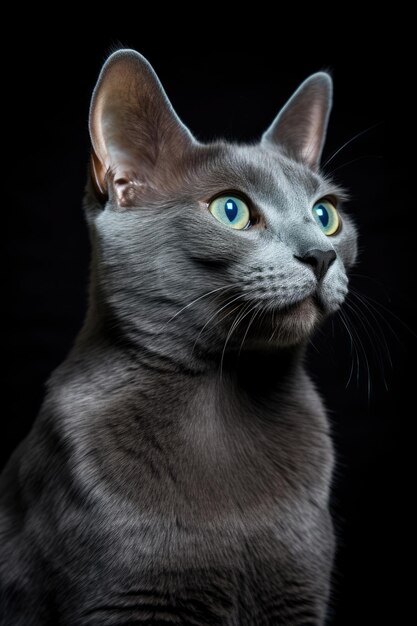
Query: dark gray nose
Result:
<box><xmin>295</xmin><ymin>249</ymin><xmax>337</xmax><ymax>281</ymax></box>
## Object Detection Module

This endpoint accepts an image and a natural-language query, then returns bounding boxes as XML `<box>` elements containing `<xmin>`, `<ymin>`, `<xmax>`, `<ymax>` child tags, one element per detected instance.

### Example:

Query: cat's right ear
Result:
<box><xmin>261</xmin><ymin>72</ymin><xmax>332</xmax><ymax>171</ymax></box>
<box><xmin>89</xmin><ymin>49</ymin><xmax>195</xmax><ymax>206</ymax></box>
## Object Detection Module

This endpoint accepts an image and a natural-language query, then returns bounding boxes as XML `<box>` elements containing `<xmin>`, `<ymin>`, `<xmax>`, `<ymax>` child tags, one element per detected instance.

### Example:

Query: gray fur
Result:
<box><xmin>0</xmin><ymin>50</ymin><xmax>357</xmax><ymax>625</ymax></box>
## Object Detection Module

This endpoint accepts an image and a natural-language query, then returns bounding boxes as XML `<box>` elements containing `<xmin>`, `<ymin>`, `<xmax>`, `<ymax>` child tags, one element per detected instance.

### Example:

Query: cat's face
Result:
<box><xmin>87</xmin><ymin>50</ymin><xmax>357</xmax><ymax>354</ymax></box>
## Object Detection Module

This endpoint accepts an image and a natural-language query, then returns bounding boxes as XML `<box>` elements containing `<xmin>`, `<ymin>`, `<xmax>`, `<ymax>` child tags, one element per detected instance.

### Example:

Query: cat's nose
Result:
<box><xmin>294</xmin><ymin>249</ymin><xmax>337</xmax><ymax>281</ymax></box>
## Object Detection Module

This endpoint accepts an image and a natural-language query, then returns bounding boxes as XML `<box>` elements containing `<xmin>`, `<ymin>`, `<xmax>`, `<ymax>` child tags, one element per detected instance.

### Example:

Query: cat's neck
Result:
<box><xmin>71</xmin><ymin>306</ymin><xmax>306</xmax><ymax>408</ymax></box>
<box><xmin>78</xmin><ymin>282</ymin><xmax>304</xmax><ymax>381</ymax></box>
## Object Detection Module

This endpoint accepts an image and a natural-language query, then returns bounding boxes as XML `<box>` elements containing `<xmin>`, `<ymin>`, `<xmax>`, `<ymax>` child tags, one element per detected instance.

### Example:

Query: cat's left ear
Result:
<box><xmin>261</xmin><ymin>72</ymin><xmax>332</xmax><ymax>170</ymax></box>
<box><xmin>89</xmin><ymin>49</ymin><xmax>195</xmax><ymax>205</ymax></box>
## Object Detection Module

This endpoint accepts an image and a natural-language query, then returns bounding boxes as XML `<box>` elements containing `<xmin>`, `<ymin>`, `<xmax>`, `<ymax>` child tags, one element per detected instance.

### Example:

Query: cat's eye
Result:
<box><xmin>208</xmin><ymin>195</ymin><xmax>251</xmax><ymax>230</ymax></box>
<box><xmin>312</xmin><ymin>199</ymin><xmax>340</xmax><ymax>236</ymax></box>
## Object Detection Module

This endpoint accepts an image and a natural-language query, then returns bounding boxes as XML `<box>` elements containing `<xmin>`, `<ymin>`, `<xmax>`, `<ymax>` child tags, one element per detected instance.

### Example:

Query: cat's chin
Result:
<box><xmin>273</xmin><ymin>297</ymin><xmax>320</xmax><ymax>345</ymax></box>
<box><xmin>246</xmin><ymin>296</ymin><xmax>320</xmax><ymax>347</ymax></box>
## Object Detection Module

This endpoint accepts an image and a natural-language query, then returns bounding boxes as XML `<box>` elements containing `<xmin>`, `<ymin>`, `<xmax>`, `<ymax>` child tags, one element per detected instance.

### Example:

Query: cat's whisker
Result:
<box><xmin>348</xmin><ymin>292</ymin><xmax>394</xmax><ymax>373</ymax></box>
<box><xmin>269</xmin><ymin>306</ymin><xmax>286</xmax><ymax>344</ymax></box>
<box><xmin>339</xmin><ymin>285</ymin><xmax>395</xmax><ymax>396</ymax></box>
<box><xmin>219</xmin><ymin>300</ymin><xmax>255</xmax><ymax>379</ymax></box>
<box><xmin>308</xmin><ymin>336</ymin><xmax>320</xmax><ymax>354</ymax></box>
<box><xmin>322</xmin><ymin>123</ymin><xmax>381</xmax><ymax>170</ymax></box>
<box><xmin>191</xmin><ymin>303</ymin><xmax>242</xmax><ymax>362</ymax></box>
<box><xmin>343</xmin><ymin>299</ymin><xmax>387</xmax><ymax>392</ymax></box>
<box><xmin>340</xmin><ymin>305</ymin><xmax>372</xmax><ymax>401</ymax></box>
<box><xmin>349</xmin><ymin>273</ymin><xmax>391</xmax><ymax>297</ymax></box>
<box><xmin>349</xmin><ymin>287</ymin><xmax>416</xmax><ymax>341</ymax></box>
<box><xmin>161</xmin><ymin>284</ymin><xmax>237</xmax><ymax>331</ymax></box>
<box><xmin>327</xmin><ymin>154</ymin><xmax>382</xmax><ymax>176</ymax></box>
<box><xmin>269</xmin><ymin>312</ymin><xmax>281</xmax><ymax>343</ymax></box>
<box><xmin>268</xmin><ymin>319</ymin><xmax>277</xmax><ymax>343</ymax></box>
<box><xmin>337</xmin><ymin>308</ymin><xmax>358</xmax><ymax>389</ymax></box>
<box><xmin>190</xmin><ymin>292</ymin><xmax>248</xmax><ymax>358</ymax></box>
<box><xmin>255</xmin><ymin>303</ymin><xmax>271</xmax><ymax>344</ymax></box>
<box><xmin>228</xmin><ymin>301</ymin><xmax>254</xmax><ymax>341</ymax></box>
<box><xmin>344</xmin><ymin>281</ymin><xmax>417</xmax><ymax>394</ymax></box>
<box><xmin>238</xmin><ymin>304</ymin><xmax>262</xmax><ymax>356</ymax></box>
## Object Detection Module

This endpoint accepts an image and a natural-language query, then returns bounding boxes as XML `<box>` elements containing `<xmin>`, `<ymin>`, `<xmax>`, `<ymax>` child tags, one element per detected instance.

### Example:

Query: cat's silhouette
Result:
<box><xmin>0</xmin><ymin>49</ymin><xmax>357</xmax><ymax>625</ymax></box>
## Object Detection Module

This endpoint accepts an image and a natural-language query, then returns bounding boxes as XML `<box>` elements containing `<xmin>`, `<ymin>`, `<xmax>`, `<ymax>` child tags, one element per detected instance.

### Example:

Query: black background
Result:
<box><xmin>2</xmin><ymin>28</ymin><xmax>409</xmax><ymax>625</ymax></box>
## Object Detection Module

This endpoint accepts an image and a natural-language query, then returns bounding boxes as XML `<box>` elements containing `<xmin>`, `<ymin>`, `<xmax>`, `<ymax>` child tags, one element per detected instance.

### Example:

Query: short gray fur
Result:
<box><xmin>0</xmin><ymin>50</ymin><xmax>358</xmax><ymax>625</ymax></box>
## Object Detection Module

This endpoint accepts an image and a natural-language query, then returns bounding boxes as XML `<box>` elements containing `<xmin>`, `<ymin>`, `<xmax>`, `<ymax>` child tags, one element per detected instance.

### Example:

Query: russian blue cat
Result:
<box><xmin>0</xmin><ymin>50</ymin><xmax>357</xmax><ymax>625</ymax></box>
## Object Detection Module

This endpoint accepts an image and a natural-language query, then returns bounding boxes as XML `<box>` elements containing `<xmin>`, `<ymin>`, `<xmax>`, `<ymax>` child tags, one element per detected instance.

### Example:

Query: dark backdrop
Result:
<box><xmin>2</xmin><ymin>31</ymin><xmax>409</xmax><ymax>625</ymax></box>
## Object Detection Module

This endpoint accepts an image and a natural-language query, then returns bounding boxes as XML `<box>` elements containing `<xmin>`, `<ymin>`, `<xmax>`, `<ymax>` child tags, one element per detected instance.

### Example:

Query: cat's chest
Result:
<box><xmin>53</xmin><ymin>501</ymin><xmax>332</xmax><ymax>626</ymax></box>
<box><xmin>26</xmin><ymin>389</ymin><xmax>333</xmax><ymax>624</ymax></box>
<box><xmin>93</xmin><ymin>396</ymin><xmax>328</xmax><ymax>507</ymax></box>
<box><xmin>79</xmin><ymin>391</ymin><xmax>332</xmax><ymax>554</ymax></box>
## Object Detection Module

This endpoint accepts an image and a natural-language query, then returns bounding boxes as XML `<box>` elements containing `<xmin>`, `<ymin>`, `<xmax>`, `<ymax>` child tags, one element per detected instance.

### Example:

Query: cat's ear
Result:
<box><xmin>261</xmin><ymin>72</ymin><xmax>332</xmax><ymax>170</ymax></box>
<box><xmin>89</xmin><ymin>49</ymin><xmax>195</xmax><ymax>205</ymax></box>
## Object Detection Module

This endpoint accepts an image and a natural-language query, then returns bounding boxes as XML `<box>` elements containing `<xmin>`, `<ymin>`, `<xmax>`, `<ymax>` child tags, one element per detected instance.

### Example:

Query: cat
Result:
<box><xmin>0</xmin><ymin>49</ymin><xmax>357</xmax><ymax>625</ymax></box>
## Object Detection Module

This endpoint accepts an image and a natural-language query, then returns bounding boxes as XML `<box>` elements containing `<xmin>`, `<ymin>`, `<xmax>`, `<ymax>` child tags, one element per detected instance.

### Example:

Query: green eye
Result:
<box><xmin>312</xmin><ymin>199</ymin><xmax>341</xmax><ymax>236</ymax></box>
<box><xmin>208</xmin><ymin>195</ymin><xmax>251</xmax><ymax>230</ymax></box>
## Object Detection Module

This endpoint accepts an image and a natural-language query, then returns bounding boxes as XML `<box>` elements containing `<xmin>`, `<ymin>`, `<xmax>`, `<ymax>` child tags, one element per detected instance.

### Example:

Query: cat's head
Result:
<box><xmin>86</xmin><ymin>50</ymin><xmax>357</xmax><ymax>358</ymax></box>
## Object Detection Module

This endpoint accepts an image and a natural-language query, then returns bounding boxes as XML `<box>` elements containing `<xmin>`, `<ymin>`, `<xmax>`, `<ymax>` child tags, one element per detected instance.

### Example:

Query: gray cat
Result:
<box><xmin>0</xmin><ymin>49</ymin><xmax>357</xmax><ymax>625</ymax></box>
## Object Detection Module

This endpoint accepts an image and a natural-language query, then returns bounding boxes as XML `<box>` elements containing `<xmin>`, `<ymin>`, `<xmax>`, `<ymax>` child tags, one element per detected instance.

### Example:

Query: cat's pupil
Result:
<box><xmin>225</xmin><ymin>199</ymin><xmax>238</xmax><ymax>222</ymax></box>
<box><xmin>316</xmin><ymin>205</ymin><xmax>329</xmax><ymax>228</ymax></box>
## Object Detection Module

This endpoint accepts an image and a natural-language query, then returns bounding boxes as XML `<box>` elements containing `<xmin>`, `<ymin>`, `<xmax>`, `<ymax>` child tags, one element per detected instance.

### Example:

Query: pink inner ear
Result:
<box><xmin>90</xmin><ymin>152</ymin><xmax>106</xmax><ymax>197</ymax></box>
<box><xmin>300</xmin><ymin>103</ymin><xmax>326</xmax><ymax>168</ymax></box>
